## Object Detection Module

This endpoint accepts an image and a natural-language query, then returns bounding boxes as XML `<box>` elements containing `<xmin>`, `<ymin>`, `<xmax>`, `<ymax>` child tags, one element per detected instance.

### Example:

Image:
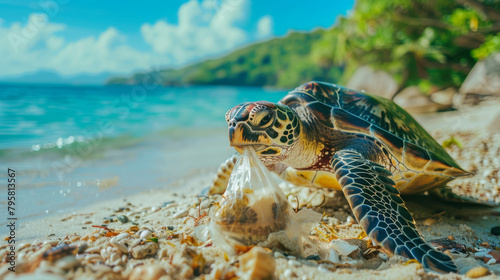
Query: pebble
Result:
<box><xmin>273</xmin><ymin>251</ymin><xmax>286</xmax><ymax>259</ymax></box>
<box><xmin>117</xmin><ymin>215</ymin><xmax>129</xmax><ymax>223</ymax></box>
<box><xmin>283</xmin><ymin>269</ymin><xmax>293</xmax><ymax>278</ymax></box>
<box><xmin>129</xmin><ymin>241</ymin><xmax>159</xmax><ymax>259</ymax></box>
<box><xmin>305</xmin><ymin>254</ymin><xmax>321</xmax><ymax>261</ymax></box>
<box><xmin>491</xmin><ymin>226</ymin><xmax>500</xmax><ymax>236</ymax></box>
<box><xmin>318</xmin><ymin>264</ymin><xmax>332</xmax><ymax>273</ymax></box>
<box><xmin>288</xmin><ymin>259</ymin><xmax>301</xmax><ymax>267</ymax></box>
<box><xmin>286</xmin><ymin>255</ymin><xmax>297</xmax><ymax>260</ymax></box>
<box><xmin>151</xmin><ymin>206</ymin><xmax>161</xmax><ymax>212</ymax></box>
<box><xmin>83</xmin><ymin>220</ymin><xmax>92</xmax><ymax>225</ymax></box>
<box><xmin>140</xmin><ymin>230</ymin><xmax>153</xmax><ymax>240</ymax></box>
<box><xmin>328</xmin><ymin>248</ymin><xmax>340</xmax><ymax>263</ymax></box>
<box><xmin>465</xmin><ymin>266</ymin><xmax>490</xmax><ymax>278</ymax></box>
<box><xmin>378</xmin><ymin>252</ymin><xmax>389</xmax><ymax>261</ymax></box>
<box><xmin>110</xmin><ymin>240</ymin><xmax>128</xmax><ymax>254</ymax></box>
<box><xmin>423</xmin><ymin>218</ymin><xmax>437</xmax><ymax>226</ymax></box>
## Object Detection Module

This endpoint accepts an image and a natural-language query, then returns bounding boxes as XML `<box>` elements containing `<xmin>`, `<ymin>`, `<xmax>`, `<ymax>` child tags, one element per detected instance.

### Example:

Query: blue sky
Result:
<box><xmin>0</xmin><ymin>0</ymin><xmax>355</xmax><ymax>77</ymax></box>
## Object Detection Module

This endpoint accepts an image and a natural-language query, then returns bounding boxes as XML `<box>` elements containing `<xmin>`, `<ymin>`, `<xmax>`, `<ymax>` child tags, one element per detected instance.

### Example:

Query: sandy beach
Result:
<box><xmin>1</xmin><ymin>101</ymin><xmax>500</xmax><ymax>280</ymax></box>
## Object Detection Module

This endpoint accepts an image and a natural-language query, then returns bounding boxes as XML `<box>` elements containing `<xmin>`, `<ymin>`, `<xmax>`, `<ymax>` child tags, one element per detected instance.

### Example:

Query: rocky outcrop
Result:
<box><xmin>460</xmin><ymin>53</ymin><xmax>500</xmax><ymax>95</ymax></box>
<box><xmin>347</xmin><ymin>66</ymin><xmax>398</xmax><ymax>99</ymax></box>
<box><xmin>394</xmin><ymin>86</ymin><xmax>450</xmax><ymax>114</ymax></box>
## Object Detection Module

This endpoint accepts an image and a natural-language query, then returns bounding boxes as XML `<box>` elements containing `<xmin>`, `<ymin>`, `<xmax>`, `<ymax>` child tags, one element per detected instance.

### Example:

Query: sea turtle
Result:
<box><xmin>212</xmin><ymin>81</ymin><xmax>483</xmax><ymax>273</ymax></box>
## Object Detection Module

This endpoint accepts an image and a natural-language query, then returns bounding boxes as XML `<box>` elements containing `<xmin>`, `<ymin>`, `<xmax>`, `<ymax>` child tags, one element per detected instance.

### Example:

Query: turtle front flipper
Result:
<box><xmin>210</xmin><ymin>154</ymin><xmax>239</xmax><ymax>195</ymax></box>
<box><xmin>332</xmin><ymin>149</ymin><xmax>458</xmax><ymax>273</ymax></box>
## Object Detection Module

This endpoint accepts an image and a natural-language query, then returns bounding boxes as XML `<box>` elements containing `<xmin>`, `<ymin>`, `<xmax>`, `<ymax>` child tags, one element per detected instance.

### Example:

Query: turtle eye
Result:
<box><xmin>258</xmin><ymin>113</ymin><xmax>274</xmax><ymax>127</ymax></box>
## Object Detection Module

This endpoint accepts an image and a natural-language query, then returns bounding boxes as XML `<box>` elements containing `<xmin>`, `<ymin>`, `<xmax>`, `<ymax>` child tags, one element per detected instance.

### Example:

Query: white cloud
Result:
<box><xmin>141</xmin><ymin>0</ymin><xmax>272</xmax><ymax>65</ymax></box>
<box><xmin>0</xmin><ymin>15</ymin><xmax>168</xmax><ymax>76</ymax></box>
<box><xmin>257</xmin><ymin>15</ymin><xmax>273</xmax><ymax>38</ymax></box>
<box><xmin>0</xmin><ymin>1</ymin><xmax>274</xmax><ymax>78</ymax></box>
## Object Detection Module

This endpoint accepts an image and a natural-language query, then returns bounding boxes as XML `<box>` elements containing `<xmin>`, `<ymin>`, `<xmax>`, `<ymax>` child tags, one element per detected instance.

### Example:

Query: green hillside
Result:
<box><xmin>107</xmin><ymin>29</ymin><xmax>343</xmax><ymax>88</ymax></box>
<box><xmin>108</xmin><ymin>0</ymin><xmax>500</xmax><ymax>90</ymax></box>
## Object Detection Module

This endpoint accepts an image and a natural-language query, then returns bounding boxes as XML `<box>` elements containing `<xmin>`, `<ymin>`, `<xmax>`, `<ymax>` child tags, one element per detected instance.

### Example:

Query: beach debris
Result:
<box><xmin>328</xmin><ymin>239</ymin><xmax>363</xmax><ymax>264</ymax></box>
<box><xmin>491</xmin><ymin>226</ymin><xmax>500</xmax><ymax>236</ymax></box>
<box><xmin>442</xmin><ymin>136</ymin><xmax>463</xmax><ymax>149</ymax></box>
<box><xmin>480</xmin><ymin>250</ymin><xmax>500</xmax><ymax>265</ymax></box>
<box><xmin>429</xmin><ymin>238</ymin><xmax>467</xmax><ymax>254</ymax></box>
<box><xmin>129</xmin><ymin>240</ymin><xmax>159</xmax><ymax>259</ymax></box>
<box><xmin>465</xmin><ymin>266</ymin><xmax>491</xmax><ymax>278</ymax></box>
<box><xmin>238</xmin><ymin>246</ymin><xmax>275</xmax><ymax>280</ymax></box>
<box><xmin>129</xmin><ymin>264</ymin><xmax>167</xmax><ymax>280</ymax></box>
<box><xmin>210</xmin><ymin>147</ymin><xmax>320</xmax><ymax>256</ymax></box>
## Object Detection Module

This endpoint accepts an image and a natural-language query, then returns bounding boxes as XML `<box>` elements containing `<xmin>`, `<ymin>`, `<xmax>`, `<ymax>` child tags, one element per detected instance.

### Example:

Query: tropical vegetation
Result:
<box><xmin>107</xmin><ymin>0</ymin><xmax>500</xmax><ymax>92</ymax></box>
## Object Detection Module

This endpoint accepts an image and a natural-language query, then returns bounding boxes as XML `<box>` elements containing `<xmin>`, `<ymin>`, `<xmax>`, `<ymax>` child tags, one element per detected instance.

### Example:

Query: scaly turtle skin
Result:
<box><xmin>217</xmin><ymin>81</ymin><xmax>477</xmax><ymax>273</ymax></box>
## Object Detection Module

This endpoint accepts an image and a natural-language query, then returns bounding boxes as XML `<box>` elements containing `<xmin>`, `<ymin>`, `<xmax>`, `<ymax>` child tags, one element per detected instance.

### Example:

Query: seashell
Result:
<box><xmin>43</xmin><ymin>240</ymin><xmax>59</xmax><ymax>247</ymax></box>
<box><xmin>113</xmin><ymin>266</ymin><xmax>123</xmax><ymax>273</ymax></box>
<box><xmin>85</xmin><ymin>245</ymin><xmax>102</xmax><ymax>254</ymax></box>
<box><xmin>110</xmin><ymin>239</ymin><xmax>128</xmax><ymax>254</ymax></box>
<box><xmin>129</xmin><ymin>241</ymin><xmax>159</xmax><ymax>259</ymax></box>
<box><xmin>238</xmin><ymin>246</ymin><xmax>276</xmax><ymax>280</ymax></box>
<box><xmin>140</xmin><ymin>230</ymin><xmax>153</xmax><ymax>240</ymax></box>
<box><xmin>115</xmin><ymin>232</ymin><xmax>129</xmax><ymax>241</ymax></box>
<box><xmin>85</xmin><ymin>254</ymin><xmax>102</xmax><ymax>263</ymax></box>
<box><xmin>465</xmin><ymin>266</ymin><xmax>490</xmax><ymax>278</ymax></box>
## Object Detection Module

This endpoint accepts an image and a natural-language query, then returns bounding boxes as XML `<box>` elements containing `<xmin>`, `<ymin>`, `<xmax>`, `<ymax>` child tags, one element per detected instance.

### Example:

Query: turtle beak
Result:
<box><xmin>229</xmin><ymin>122</ymin><xmax>272</xmax><ymax>154</ymax></box>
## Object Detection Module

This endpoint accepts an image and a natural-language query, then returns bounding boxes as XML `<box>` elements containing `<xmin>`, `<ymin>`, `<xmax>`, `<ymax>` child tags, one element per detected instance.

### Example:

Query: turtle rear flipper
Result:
<box><xmin>332</xmin><ymin>149</ymin><xmax>458</xmax><ymax>273</ymax></box>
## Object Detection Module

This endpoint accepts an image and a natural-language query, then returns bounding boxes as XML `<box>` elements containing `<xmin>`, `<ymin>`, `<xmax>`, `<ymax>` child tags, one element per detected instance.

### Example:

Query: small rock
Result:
<box><xmin>117</xmin><ymin>215</ymin><xmax>129</xmax><ymax>223</ymax></box>
<box><xmin>491</xmin><ymin>226</ymin><xmax>500</xmax><ymax>236</ymax></box>
<box><xmin>378</xmin><ymin>253</ymin><xmax>388</xmax><ymax>261</ymax></box>
<box><xmin>305</xmin><ymin>255</ymin><xmax>321</xmax><ymax>261</ymax></box>
<box><xmin>465</xmin><ymin>266</ymin><xmax>490</xmax><ymax>278</ymax></box>
<box><xmin>238</xmin><ymin>246</ymin><xmax>275</xmax><ymax>280</ymax></box>
<box><xmin>423</xmin><ymin>218</ymin><xmax>437</xmax><ymax>226</ymax></box>
<box><xmin>330</xmin><ymin>240</ymin><xmax>359</xmax><ymax>256</ymax></box>
<box><xmin>288</xmin><ymin>259</ymin><xmax>301</xmax><ymax>267</ymax></box>
<box><xmin>328</xmin><ymin>248</ymin><xmax>339</xmax><ymax>263</ymax></box>
<box><xmin>482</xmin><ymin>250</ymin><xmax>500</xmax><ymax>264</ymax></box>
<box><xmin>140</xmin><ymin>230</ymin><xmax>153</xmax><ymax>240</ymax></box>
<box><xmin>129</xmin><ymin>241</ymin><xmax>159</xmax><ymax>259</ymax></box>
<box><xmin>129</xmin><ymin>264</ymin><xmax>167</xmax><ymax>280</ymax></box>
<box><xmin>273</xmin><ymin>251</ymin><xmax>286</xmax><ymax>259</ymax></box>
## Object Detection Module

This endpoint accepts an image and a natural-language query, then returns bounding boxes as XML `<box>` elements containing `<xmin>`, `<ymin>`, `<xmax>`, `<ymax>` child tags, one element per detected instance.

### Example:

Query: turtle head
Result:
<box><xmin>226</xmin><ymin>101</ymin><xmax>301</xmax><ymax>159</ymax></box>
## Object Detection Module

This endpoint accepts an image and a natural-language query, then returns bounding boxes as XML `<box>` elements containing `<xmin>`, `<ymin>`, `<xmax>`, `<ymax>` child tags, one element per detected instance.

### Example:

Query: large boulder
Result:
<box><xmin>394</xmin><ymin>86</ymin><xmax>450</xmax><ymax>114</ymax></box>
<box><xmin>347</xmin><ymin>66</ymin><xmax>398</xmax><ymax>99</ymax></box>
<box><xmin>460</xmin><ymin>53</ymin><xmax>500</xmax><ymax>95</ymax></box>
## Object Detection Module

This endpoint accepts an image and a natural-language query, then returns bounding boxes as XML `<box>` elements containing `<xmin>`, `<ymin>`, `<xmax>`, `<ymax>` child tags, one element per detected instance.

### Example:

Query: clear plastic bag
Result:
<box><xmin>210</xmin><ymin>147</ymin><xmax>320</xmax><ymax>255</ymax></box>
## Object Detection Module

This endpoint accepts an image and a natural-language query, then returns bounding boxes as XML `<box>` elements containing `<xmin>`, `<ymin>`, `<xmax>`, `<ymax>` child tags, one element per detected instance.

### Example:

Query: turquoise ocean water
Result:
<box><xmin>0</xmin><ymin>84</ymin><xmax>283</xmax><ymax>223</ymax></box>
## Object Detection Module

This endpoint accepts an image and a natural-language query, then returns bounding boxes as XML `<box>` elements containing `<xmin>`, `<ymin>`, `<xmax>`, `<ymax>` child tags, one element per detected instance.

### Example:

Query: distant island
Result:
<box><xmin>107</xmin><ymin>0</ymin><xmax>500</xmax><ymax>92</ymax></box>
